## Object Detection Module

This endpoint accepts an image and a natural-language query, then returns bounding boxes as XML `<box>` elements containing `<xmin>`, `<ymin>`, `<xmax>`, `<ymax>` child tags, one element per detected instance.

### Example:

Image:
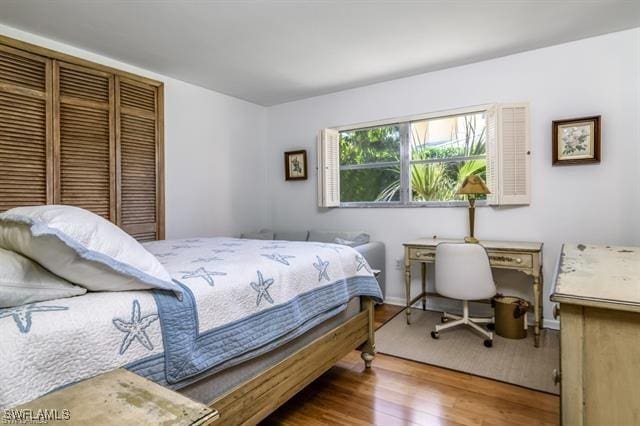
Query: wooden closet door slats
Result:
<box><xmin>59</xmin><ymin>65</ymin><xmax>110</xmax><ymax>104</ymax></box>
<box><xmin>120</xmin><ymin>80</ymin><xmax>156</xmax><ymax>112</ymax></box>
<box><xmin>118</xmin><ymin>78</ymin><xmax>161</xmax><ymax>241</ymax></box>
<box><xmin>56</xmin><ymin>62</ymin><xmax>115</xmax><ymax>220</ymax></box>
<box><xmin>59</xmin><ymin>104</ymin><xmax>112</xmax><ymax>217</ymax></box>
<box><xmin>0</xmin><ymin>47</ymin><xmax>47</xmax><ymax>92</ymax></box>
<box><xmin>0</xmin><ymin>44</ymin><xmax>51</xmax><ymax>211</ymax></box>
<box><xmin>0</xmin><ymin>36</ymin><xmax>163</xmax><ymax>241</ymax></box>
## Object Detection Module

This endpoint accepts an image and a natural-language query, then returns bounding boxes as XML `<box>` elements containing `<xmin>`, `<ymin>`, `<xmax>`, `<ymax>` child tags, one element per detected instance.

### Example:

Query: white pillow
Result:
<box><xmin>0</xmin><ymin>247</ymin><xmax>86</xmax><ymax>308</ymax></box>
<box><xmin>0</xmin><ymin>205</ymin><xmax>181</xmax><ymax>298</ymax></box>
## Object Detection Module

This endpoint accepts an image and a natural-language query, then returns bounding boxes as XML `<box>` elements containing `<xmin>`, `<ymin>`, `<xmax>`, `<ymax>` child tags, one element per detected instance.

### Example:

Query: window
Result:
<box><xmin>318</xmin><ymin>103</ymin><xmax>530</xmax><ymax>208</ymax></box>
<box><xmin>338</xmin><ymin>124</ymin><xmax>402</xmax><ymax>203</ymax></box>
<box><xmin>338</xmin><ymin>110</ymin><xmax>487</xmax><ymax>205</ymax></box>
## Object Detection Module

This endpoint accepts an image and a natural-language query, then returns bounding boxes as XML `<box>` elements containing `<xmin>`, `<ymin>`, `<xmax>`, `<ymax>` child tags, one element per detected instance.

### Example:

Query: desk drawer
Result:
<box><xmin>408</xmin><ymin>247</ymin><xmax>435</xmax><ymax>261</ymax></box>
<box><xmin>488</xmin><ymin>252</ymin><xmax>533</xmax><ymax>268</ymax></box>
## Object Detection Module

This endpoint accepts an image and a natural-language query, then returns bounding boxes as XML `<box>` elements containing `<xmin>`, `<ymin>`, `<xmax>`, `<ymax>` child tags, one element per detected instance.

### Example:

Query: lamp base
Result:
<box><xmin>464</xmin><ymin>236</ymin><xmax>479</xmax><ymax>244</ymax></box>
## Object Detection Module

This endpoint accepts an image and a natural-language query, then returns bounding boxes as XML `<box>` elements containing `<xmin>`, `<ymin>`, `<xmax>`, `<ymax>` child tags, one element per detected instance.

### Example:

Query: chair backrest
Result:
<box><xmin>435</xmin><ymin>243</ymin><xmax>496</xmax><ymax>301</ymax></box>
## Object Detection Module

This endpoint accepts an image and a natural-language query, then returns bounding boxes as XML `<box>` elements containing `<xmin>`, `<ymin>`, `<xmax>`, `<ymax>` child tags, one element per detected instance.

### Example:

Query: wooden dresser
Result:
<box><xmin>552</xmin><ymin>243</ymin><xmax>640</xmax><ymax>425</ymax></box>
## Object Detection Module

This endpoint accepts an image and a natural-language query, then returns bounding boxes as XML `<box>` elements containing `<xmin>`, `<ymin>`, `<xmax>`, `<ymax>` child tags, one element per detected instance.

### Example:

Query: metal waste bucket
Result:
<box><xmin>492</xmin><ymin>295</ymin><xmax>529</xmax><ymax>339</ymax></box>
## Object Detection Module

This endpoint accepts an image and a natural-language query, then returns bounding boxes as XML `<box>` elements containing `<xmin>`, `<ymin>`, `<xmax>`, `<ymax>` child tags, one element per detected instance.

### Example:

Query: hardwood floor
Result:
<box><xmin>262</xmin><ymin>304</ymin><xmax>560</xmax><ymax>426</ymax></box>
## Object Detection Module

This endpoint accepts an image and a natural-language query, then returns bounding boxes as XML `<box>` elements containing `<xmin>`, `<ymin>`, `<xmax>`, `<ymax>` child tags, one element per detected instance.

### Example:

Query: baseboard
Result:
<box><xmin>384</xmin><ymin>297</ymin><xmax>560</xmax><ymax>331</ymax></box>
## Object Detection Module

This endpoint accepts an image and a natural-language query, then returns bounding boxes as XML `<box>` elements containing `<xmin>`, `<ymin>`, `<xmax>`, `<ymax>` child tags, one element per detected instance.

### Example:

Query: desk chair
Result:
<box><xmin>430</xmin><ymin>242</ymin><xmax>497</xmax><ymax>347</ymax></box>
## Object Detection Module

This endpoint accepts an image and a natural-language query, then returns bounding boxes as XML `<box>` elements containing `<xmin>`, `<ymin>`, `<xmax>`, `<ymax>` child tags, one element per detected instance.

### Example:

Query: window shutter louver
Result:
<box><xmin>55</xmin><ymin>61</ymin><xmax>115</xmax><ymax>220</ymax></box>
<box><xmin>498</xmin><ymin>103</ymin><xmax>530</xmax><ymax>205</ymax></box>
<box><xmin>0</xmin><ymin>45</ymin><xmax>51</xmax><ymax>211</ymax></box>
<box><xmin>485</xmin><ymin>105</ymin><xmax>499</xmax><ymax>205</ymax></box>
<box><xmin>117</xmin><ymin>78</ymin><xmax>163</xmax><ymax>241</ymax></box>
<box><xmin>317</xmin><ymin>128</ymin><xmax>340</xmax><ymax>207</ymax></box>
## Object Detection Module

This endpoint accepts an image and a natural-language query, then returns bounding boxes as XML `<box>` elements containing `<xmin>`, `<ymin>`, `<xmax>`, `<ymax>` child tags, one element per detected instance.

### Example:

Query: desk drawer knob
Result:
<box><xmin>415</xmin><ymin>252</ymin><xmax>432</xmax><ymax>258</ymax></box>
<box><xmin>515</xmin><ymin>257</ymin><xmax>522</xmax><ymax>264</ymax></box>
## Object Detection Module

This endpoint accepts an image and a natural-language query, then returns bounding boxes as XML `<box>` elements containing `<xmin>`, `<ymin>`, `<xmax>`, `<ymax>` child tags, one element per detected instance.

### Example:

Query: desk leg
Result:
<box><xmin>421</xmin><ymin>263</ymin><xmax>427</xmax><ymax>310</ymax></box>
<box><xmin>533</xmin><ymin>274</ymin><xmax>542</xmax><ymax>348</ymax></box>
<box><xmin>405</xmin><ymin>258</ymin><xmax>412</xmax><ymax>325</ymax></box>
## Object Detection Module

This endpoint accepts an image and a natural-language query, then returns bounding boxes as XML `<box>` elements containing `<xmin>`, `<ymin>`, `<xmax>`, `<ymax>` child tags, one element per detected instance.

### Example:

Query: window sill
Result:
<box><xmin>338</xmin><ymin>200</ymin><xmax>487</xmax><ymax>208</ymax></box>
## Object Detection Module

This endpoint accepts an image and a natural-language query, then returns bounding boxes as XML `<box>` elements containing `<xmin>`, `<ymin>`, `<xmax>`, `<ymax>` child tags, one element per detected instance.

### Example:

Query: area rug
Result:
<box><xmin>375</xmin><ymin>308</ymin><xmax>560</xmax><ymax>394</ymax></box>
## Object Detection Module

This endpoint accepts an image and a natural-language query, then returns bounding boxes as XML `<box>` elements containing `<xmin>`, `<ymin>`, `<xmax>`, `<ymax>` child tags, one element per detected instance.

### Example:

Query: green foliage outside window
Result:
<box><xmin>339</xmin><ymin>126</ymin><xmax>400</xmax><ymax>202</ymax></box>
<box><xmin>339</xmin><ymin>113</ymin><xmax>487</xmax><ymax>204</ymax></box>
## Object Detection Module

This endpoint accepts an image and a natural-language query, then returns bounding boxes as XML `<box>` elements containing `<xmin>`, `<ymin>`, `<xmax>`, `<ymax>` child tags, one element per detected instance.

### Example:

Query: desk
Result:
<box><xmin>403</xmin><ymin>238</ymin><xmax>544</xmax><ymax>347</ymax></box>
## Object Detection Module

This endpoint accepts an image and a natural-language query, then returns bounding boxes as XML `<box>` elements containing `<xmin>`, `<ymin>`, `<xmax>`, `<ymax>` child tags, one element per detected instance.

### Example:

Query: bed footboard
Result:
<box><xmin>208</xmin><ymin>296</ymin><xmax>376</xmax><ymax>425</ymax></box>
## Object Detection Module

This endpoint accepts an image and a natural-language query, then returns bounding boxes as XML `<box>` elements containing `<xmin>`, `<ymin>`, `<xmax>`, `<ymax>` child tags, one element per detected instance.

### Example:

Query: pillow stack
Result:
<box><xmin>0</xmin><ymin>205</ymin><xmax>182</xmax><ymax>309</ymax></box>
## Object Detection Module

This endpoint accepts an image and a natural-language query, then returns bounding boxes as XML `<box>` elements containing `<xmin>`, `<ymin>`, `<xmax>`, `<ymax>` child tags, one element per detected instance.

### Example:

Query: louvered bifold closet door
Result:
<box><xmin>117</xmin><ymin>78</ymin><xmax>163</xmax><ymax>241</ymax></box>
<box><xmin>55</xmin><ymin>61</ymin><xmax>115</xmax><ymax>220</ymax></box>
<box><xmin>0</xmin><ymin>44</ymin><xmax>52</xmax><ymax>211</ymax></box>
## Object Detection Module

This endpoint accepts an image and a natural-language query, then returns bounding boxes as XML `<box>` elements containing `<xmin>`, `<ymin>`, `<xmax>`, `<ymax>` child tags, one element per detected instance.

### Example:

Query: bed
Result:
<box><xmin>0</xmin><ymin>36</ymin><xmax>381</xmax><ymax>424</ymax></box>
<box><xmin>0</xmin><ymin>236</ymin><xmax>382</xmax><ymax>424</ymax></box>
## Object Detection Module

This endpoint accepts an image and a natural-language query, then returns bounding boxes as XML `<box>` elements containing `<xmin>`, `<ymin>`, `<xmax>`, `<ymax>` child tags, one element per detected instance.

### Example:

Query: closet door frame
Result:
<box><xmin>53</xmin><ymin>60</ymin><xmax>116</xmax><ymax>220</ymax></box>
<box><xmin>0</xmin><ymin>43</ymin><xmax>54</xmax><ymax>206</ymax></box>
<box><xmin>115</xmin><ymin>76</ymin><xmax>165</xmax><ymax>240</ymax></box>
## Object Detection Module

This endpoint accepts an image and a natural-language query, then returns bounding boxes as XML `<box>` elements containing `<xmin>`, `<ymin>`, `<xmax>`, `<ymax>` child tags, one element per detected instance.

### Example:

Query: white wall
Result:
<box><xmin>266</xmin><ymin>28</ymin><xmax>640</xmax><ymax>325</ymax></box>
<box><xmin>3</xmin><ymin>23</ymin><xmax>638</xmax><ymax>326</ymax></box>
<box><xmin>0</xmin><ymin>24</ymin><xmax>269</xmax><ymax>239</ymax></box>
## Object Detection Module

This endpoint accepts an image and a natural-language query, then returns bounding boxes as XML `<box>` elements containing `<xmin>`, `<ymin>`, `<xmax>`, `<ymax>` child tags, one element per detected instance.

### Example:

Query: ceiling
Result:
<box><xmin>0</xmin><ymin>1</ymin><xmax>638</xmax><ymax>106</ymax></box>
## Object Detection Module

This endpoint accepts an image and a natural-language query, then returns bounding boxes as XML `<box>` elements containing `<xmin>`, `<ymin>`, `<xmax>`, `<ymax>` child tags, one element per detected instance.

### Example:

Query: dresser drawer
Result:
<box><xmin>408</xmin><ymin>247</ymin><xmax>435</xmax><ymax>261</ymax></box>
<box><xmin>488</xmin><ymin>252</ymin><xmax>533</xmax><ymax>268</ymax></box>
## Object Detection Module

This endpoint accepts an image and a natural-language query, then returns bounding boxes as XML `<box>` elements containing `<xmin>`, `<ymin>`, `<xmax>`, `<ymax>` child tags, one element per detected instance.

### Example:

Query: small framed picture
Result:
<box><xmin>284</xmin><ymin>150</ymin><xmax>307</xmax><ymax>180</ymax></box>
<box><xmin>552</xmin><ymin>116</ymin><xmax>601</xmax><ymax>165</ymax></box>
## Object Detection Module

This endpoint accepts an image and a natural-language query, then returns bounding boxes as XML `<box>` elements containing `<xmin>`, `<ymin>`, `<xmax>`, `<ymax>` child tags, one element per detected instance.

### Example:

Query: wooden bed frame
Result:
<box><xmin>208</xmin><ymin>298</ymin><xmax>376</xmax><ymax>425</ymax></box>
<box><xmin>0</xmin><ymin>34</ymin><xmax>377</xmax><ymax>425</ymax></box>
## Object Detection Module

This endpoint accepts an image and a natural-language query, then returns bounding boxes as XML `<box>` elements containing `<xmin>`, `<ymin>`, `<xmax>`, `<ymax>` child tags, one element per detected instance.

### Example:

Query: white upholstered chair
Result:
<box><xmin>430</xmin><ymin>242</ymin><xmax>497</xmax><ymax>347</ymax></box>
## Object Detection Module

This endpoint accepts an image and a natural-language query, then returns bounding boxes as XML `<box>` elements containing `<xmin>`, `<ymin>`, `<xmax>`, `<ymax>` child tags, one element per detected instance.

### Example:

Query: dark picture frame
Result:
<box><xmin>284</xmin><ymin>150</ymin><xmax>308</xmax><ymax>180</ymax></box>
<box><xmin>552</xmin><ymin>115</ymin><xmax>601</xmax><ymax>165</ymax></box>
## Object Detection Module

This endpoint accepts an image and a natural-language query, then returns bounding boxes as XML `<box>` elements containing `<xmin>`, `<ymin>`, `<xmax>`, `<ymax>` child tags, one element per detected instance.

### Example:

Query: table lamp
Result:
<box><xmin>457</xmin><ymin>175</ymin><xmax>490</xmax><ymax>243</ymax></box>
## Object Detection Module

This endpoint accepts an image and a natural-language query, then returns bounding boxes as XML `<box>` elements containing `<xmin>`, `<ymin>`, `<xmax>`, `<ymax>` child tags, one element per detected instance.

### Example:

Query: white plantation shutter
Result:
<box><xmin>486</xmin><ymin>103</ymin><xmax>531</xmax><ymax>206</ymax></box>
<box><xmin>317</xmin><ymin>128</ymin><xmax>340</xmax><ymax>207</ymax></box>
<box><xmin>499</xmin><ymin>103</ymin><xmax>530</xmax><ymax>205</ymax></box>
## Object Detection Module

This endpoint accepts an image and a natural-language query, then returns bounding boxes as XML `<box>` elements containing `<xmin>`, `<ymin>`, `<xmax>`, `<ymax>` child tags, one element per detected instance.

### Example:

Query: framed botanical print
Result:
<box><xmin>284</xmin><ymin>150</ymin><xmax>307</xmax><ymax>180</ymax></box>
<box><xmin>552</xmin><ymin>116</ymin><xmax>601</xmax><ymax>165</ymax></box>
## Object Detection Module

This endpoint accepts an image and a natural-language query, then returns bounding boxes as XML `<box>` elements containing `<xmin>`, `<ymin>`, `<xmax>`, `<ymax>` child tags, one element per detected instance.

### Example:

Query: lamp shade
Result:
<box><xmin>457</xmin><ymin>175</ymin><xmax>491</xmax><ymax>196</ymax></box>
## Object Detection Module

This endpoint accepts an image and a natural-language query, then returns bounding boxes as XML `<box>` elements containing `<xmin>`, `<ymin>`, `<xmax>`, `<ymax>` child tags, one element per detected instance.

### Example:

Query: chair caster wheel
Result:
<box><xmin>441</xmin><ymin>316</ymin><xmax>449</xmax><ymax>323</ymax></box>
<box><xmin>431</xmin><ymin>331</ymin><xmax>439</xmax><ymax>339</ymax></box>
<box><xmin>484</xmin><ymin>339</ymin><xmax>493</xmax><ymax>348</ymax></box>
<box><xmin>487</xmin><ymin>323</ymin><xmax>495</xmax><ymax>331</ymax></box>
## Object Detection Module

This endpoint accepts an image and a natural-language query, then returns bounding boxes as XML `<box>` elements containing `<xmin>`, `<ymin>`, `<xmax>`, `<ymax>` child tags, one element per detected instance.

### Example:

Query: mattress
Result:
<box><xmin>0</xmin><ymin>237</ymin><xmax>382</xmax><ymax>408</ymax></box>
<box><xmin>179</xmin><ymin>297</ymin><xmax>361</xmax><ymax>404</ymax></box>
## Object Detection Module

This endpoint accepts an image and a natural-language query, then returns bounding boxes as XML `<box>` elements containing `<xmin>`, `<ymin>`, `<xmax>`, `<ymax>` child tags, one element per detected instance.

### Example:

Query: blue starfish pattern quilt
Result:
<box><xmin>0</xmin><ymin>237</ymin><xmax>382</xmax><ymax>408</ymax></box>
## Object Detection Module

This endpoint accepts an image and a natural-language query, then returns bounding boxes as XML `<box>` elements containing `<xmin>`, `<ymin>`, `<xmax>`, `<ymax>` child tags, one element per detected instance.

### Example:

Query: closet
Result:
<box><xmin>0</xmin><ymin>36</ymin><xmax>164</xmax><ymax>241</ymax></box>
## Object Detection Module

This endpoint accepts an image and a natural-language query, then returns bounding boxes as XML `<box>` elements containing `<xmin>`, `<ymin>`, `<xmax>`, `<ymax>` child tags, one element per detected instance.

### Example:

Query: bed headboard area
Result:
<box><xmin>0</xmin><ymin>35</ymin><xmax>164</xmax><ymax>241</ymax></box>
